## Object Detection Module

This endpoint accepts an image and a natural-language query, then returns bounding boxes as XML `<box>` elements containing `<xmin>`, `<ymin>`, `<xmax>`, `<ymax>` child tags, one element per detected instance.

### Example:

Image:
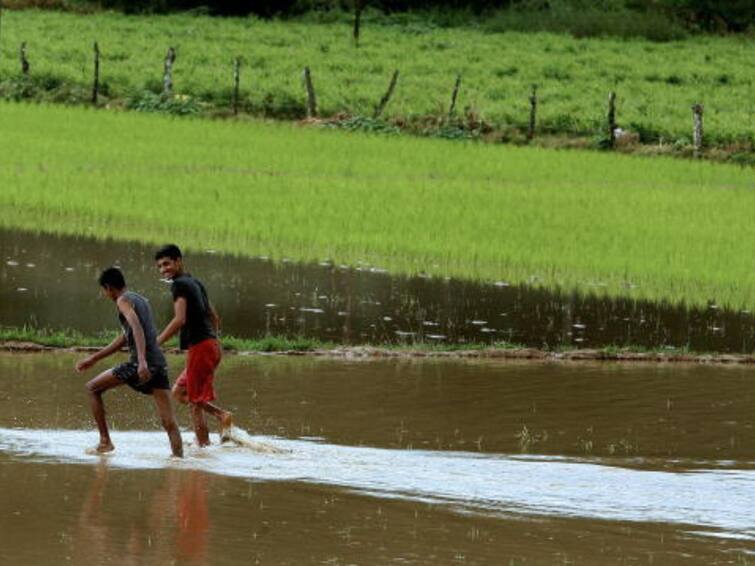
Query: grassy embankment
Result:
<box><xmin>0</xmin><ymin>10</ymin><xmax>752</xmax><ymax>160</ymax></box>
<box><xmin>1</xmin><ymin>102</ymin><xmax>754</xmax><ymax>308</ymax></box>
<box><xmin>0</xmin><ymin>326</ymin><xmax>331</xmax><ymax>352</ymax></box>
<box><xmin>1</xmin><ymin>326</ymin><xmax>526</xmax><ymax>353</ymax></box>
<box><xmin>0</xmin><ymin>326</ymin><xmax>714</xmax><ymax>357</ymax></box>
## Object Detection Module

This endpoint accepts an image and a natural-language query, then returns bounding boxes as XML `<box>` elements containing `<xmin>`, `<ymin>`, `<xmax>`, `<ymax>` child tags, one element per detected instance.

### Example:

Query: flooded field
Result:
<box><xmin>1</xmin><ymin>352</ymin><xmax>754</xmax><ymax>563</ymax></box>
<box><xmin>3</xmin><ymin>228</ymin><xmax>755</xmax><ymax>352</ymax></box>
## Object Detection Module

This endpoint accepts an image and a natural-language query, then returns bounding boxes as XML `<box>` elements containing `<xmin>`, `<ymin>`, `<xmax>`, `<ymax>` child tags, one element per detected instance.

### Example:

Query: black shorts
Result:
<box><xmin>112</xmin><ymin>363</ymin><xmax>170</xmax><ymax>395</ymax></box>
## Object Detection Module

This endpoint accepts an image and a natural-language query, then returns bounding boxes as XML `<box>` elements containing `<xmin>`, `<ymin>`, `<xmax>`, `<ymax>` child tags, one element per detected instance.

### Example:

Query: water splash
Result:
<box><xmin>222</xmin><ymin>426</ymin><xmax>287</xmax><ymax>454</ymax></box>
<box><xmin>0</xmin><ymin>427</ymin><xmax>753</xmax><ymax>541</ymax></box>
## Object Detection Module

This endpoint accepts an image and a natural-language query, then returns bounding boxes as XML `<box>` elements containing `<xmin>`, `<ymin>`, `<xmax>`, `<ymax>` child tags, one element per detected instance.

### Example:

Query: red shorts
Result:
<box><xmin>176</xmin><ymin>338</ymin><xmax>222</xmax><ymax>403</ymax></box>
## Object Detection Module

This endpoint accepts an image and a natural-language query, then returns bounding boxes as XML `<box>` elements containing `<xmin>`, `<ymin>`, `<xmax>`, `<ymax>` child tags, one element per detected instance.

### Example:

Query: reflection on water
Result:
<box><xmin>2</xmin><ymin>228</ymin><xmax>755</xmax><ymax>351</ymax></box>
<box><xmin>6</xmin><ymin>458</ymin><xmax>750</xmax><ymax>565</ymax></box>
<box><xmin>1</xmin><ymin>353</ymin><xmax>755</xmax><ymax>563</ymax></box>
<box><xmin>73</xmin><ymin>463</ymin><xmax>209</xmax><ymax>565</ymax></box>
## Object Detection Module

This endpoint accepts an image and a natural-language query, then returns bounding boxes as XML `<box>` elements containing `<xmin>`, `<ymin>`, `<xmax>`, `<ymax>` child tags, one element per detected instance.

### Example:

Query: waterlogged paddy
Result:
<box><xmin>1</xmin><ymin>353</ymin><xmax>755</xmax><ymax>563</ymax></box>
<box><xmin>3</xmin><ymin>228</ymin><xmax>755</xmax><ymax>352</ymax></box>
<box><xmin>3</xmin><ymin>101</ymin><xmax>755</xmax><ymax>311</ymax></box>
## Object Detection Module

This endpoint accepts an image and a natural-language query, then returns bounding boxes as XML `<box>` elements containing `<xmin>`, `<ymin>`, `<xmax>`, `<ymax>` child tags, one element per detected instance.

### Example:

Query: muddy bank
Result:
<box><xmin>3</xmin><ymin>340</ymin><xmax>755</xmax><ymax>365</ymax></box>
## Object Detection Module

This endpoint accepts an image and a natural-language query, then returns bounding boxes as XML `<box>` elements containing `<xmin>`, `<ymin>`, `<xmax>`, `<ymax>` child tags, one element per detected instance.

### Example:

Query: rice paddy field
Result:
<box><xmin>1</xmin><ymin>101</ymin><xmax>753</xmax><ymax>309</ymax></box>
<box><xmin>0</xmin><ymin>9</ymin><xmax>753</xmax><ymax>152</ymax></box>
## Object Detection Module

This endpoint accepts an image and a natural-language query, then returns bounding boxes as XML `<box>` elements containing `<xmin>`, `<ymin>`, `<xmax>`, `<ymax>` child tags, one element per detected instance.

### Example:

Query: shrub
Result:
<box><xmin>126</xmin><ymin>91</ymin><xmax>201</xmax><ymax>115</ymax></box>
<box><xmin>484</xmin><ymin>0</ymin><xmax>688</xmax><ymax>40</ymax></box>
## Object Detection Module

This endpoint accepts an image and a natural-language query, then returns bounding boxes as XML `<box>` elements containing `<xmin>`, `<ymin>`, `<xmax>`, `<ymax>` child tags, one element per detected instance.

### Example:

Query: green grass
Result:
<box><xmin>0</xmin><ymin>326</ymin><xmax>331</xmax><ymax>351</ymax></box>
<box><xmin>0</xmin><ymin>9</ymin><xmax>752</xmax><ymax>154</ymax></box>
<box><xmin>0</xmin><ymin>325</ymin><xmax>742</xmax><ymax>358</ymax></box>
<box><xmin>1</xmin><ymin>102</ymin><xmax>754</xmax><ymax>308</ymax></box>
<box><xmin>0</xmin><ymin>326</ymin><xmax>119</xmax><ymax>348</ymax></box>
<box><xmin>221</xmin><ymin>334</ymin><xmax>332</xmax><ymax>352</ymax></box>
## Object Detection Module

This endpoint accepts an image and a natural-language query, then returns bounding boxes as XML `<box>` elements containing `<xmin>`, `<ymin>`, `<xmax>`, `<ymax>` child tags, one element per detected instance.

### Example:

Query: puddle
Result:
<box><xmin>2</xmin><ymin>353</ymin><xmax>755</xmax><ymax>562</ymax></box>
<box><xmin>2</xmin><ymin>228</ymin><xmax>755</xmax><ymax>351</ymax></box>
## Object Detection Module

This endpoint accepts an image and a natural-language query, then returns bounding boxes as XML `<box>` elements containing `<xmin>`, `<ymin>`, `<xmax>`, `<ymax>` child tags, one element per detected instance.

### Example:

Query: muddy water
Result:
<box><xmin>1</xmin><ymin>353</ymin><xmax>754</xmax><ymax>563</ymax></box>
<box><xmin>3</xmin><ymin>228</ymin><xmax>755</xmax><ymax>352</ymax></box>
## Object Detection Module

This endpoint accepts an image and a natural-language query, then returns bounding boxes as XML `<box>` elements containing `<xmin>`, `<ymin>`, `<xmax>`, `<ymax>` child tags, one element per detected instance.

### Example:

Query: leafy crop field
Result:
<box><xmin>0</xmin><ymin>10</ymin><xmax>752</xmax><ymax>153</ymax></box>
<box><xmin>1</xmin><ymin>102</ymin><xmax>753</xmax><ymax>308</ymax></box>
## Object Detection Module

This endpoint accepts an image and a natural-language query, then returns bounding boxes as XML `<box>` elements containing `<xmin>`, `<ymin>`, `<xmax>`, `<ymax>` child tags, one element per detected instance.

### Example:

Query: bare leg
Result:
<box><xmin>85</xmin><ymin>370</ymin><xmax>123</xmax><ymax>453</ymax></box>
<box><xmin>171</xmin><ymin>382</ymin><xmax>188</xmax><ymax>405</ymax></box>
<box><xmin>197</xmin><ymin>401</ymin><xmax>233</xmax><ymax>433</ymax></box>
<box><xmin>173</xmin><ymin>382</ymin><xmax>212</xmax><ymax>447</ymax></box>
<box><xmin>152</xmin><ymin>389</ymin><xmax>184</xmax><ymax>458</ymax></box>
<box><xmin>191</xmin><ymin>403</ymin><xmax>211</xmax><ymax>447</ymax></box>
<box><xmin>175</xmin><ymin>380</ymin><xmax>232</xmax><ymax>444</ymax></box>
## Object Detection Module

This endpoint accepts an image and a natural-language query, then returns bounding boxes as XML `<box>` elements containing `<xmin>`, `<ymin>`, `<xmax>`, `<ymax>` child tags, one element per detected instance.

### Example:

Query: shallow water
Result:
<box><xmin>1</xmin><ymin>353</ymin><xmax>754</xmax><ymax>563</ymax></box>
<box><xmin>3</xmin><ymin>228</ymin><xmax>754</xmax><ymax>351</ymax></box>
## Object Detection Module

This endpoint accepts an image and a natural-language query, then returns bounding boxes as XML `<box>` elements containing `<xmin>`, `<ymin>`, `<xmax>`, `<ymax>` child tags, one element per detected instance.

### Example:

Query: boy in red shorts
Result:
<box><xmin>154</xmin><ymin>244</ymin><xmax>233</xmax><ymax>447</ymax></box>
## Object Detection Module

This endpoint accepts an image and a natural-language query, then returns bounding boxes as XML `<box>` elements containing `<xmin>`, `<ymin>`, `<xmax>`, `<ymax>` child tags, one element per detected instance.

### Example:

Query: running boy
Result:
<box><xmin>154</xmin><ymin>244</ymin><xmax>233</xmax><ymax>446</ymax></box>
<box><xmin>75</xmin><ymin>267</ymin><xmax>183</xmax><ymax>457</ymax></box>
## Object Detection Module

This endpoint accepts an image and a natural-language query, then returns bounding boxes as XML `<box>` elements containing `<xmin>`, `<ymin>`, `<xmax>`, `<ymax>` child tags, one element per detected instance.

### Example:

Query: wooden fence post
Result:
<box><xmin>607</xmin><ymin>91</ymin><xmax>617</xmax><ymax>148</ymax></box>
<box><xmin>92</xmin><ymin>41</ymin><xmax>100</xmax><ymax>105</ymax></box>
<box><xmin>448</xmin><ymin>74</ymin><xmax>461</xmax><ymax>119</ymax></box>
<box><xmin>19</xmin><ymin>42</ymin><xmax>29</xmax><ymax>76</ymax></box>
<box><xmin>528</xmin><ymin>84</ymin><xmax>537</xmax><ymax>141</ymax></box>
<box><xmin>353</xmin><ymin>0</ymin><xmax>363</xmax><ymax>47</ymax></box>
<box><xmin>303</xmin><ymin>66</ymin><xmax>317</xmax><ymax>118</ymax></box>
<box><xmin>232</xmin><ymin>57</ymin><xmax>241</xmax><ymax>115</ymax></box>
<box><xmin>373</xmin><ymin>69</ymin><xmax>399</xmax><ymax>119</ymax></box>
<box><xmin>692</xmin><ymin>103</ymin><xmax>704</xmax><ymax>158</ymax></box>
<box><xmin>163</xmin><ymin>47</ymin><xmax>176</xmax><ymax>97</ymax></box>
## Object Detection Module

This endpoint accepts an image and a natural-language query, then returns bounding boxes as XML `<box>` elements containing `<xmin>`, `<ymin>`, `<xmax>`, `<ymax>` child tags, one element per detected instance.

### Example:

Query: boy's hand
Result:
<box><xmin>76</xmin><ymin>357</ymin><xmax>95</xmax><ymax>372</ymax></box>
<box><xmin>137</xmin><ymin>361</ymin><xmax>151</xmax><ymax>383</ymax></box>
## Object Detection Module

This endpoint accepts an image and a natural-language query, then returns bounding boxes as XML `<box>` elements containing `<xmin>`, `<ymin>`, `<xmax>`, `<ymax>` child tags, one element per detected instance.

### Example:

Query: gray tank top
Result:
<box><xmin>117</xmin><ymin>291</ymin><xmax>167</xmax><ymax>368</ymax></box>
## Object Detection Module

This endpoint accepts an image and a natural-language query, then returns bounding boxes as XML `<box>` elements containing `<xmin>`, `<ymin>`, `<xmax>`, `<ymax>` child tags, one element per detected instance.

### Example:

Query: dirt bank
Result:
<box><xmin>3</xmin><ymin>341</ymin><xmax>755</xmax><ymax>365</ymax></box>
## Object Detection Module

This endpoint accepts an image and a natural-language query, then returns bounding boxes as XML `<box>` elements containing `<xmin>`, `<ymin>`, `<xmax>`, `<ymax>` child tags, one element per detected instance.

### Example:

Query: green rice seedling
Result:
<box><xmin>0</xmin><ymin>102</ymin><xmax>753</xmax><ymax>309</ymax></box>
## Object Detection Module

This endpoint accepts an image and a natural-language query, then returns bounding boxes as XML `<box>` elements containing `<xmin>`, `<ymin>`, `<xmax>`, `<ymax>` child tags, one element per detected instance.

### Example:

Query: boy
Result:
<box><xmin>154</xmin><ymin>244</ymin><xmax>233</xmax><ymax>446</ymax></box>
<box><xmin>75</xmin><ymin>267</ymin><xmax>183</xmax><ymax>458</ymax></box>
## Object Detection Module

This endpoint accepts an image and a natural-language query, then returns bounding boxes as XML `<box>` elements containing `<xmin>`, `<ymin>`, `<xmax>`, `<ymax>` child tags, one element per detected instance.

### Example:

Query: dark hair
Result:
<box><xmin>98</xmin><ymin>267</ymin><xmax>126</xmax><ymax>290</ymax></box>
<box><xmin>154</xmin><ymin>244</ymin><xmax>182</xmax><ymax>261</ymax></box>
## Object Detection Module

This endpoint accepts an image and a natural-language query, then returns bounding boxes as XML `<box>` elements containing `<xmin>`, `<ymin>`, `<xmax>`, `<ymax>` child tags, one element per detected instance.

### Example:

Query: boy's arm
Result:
<box><xmin>115</xmin><ymin>297</ymin><xmax>150</xmax><ymax>381</ymax></box>
<box><xmin>75</xmin><ymin>333</ymin><xmax>126</xmax><ymax>372</ymax></box>
<box><xmin>209</xmin><ymin>302</ymin><xmax>221</xmax><ymax>333</ymax></box>
<box><xmin>157</xmin><ymin>297</ymin><xmax>187</xmax><ymax>346</ymax></box>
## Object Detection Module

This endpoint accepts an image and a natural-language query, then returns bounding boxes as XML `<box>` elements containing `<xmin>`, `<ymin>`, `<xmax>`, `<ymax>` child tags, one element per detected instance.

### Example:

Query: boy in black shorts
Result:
<box><xmin>75</xmin><ymin>267</ymin><xmax>183</xmax><ymax>457</ymax></box>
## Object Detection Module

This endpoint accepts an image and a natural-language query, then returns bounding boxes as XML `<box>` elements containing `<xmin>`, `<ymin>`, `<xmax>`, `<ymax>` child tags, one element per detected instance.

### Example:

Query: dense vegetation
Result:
<box><xmin>0</xmin><ymin>10</ymin><xmax>751</xmax><ymax>161</ymax></box>
<box><xmin>5</xmin><ymin>0</ymin><xmax>752</xmax><ymax>34</ymax></box>
<box><xmin>1</xmin><ymin>102</ymin><xmax>753</xmax><ymax>308</ymax></box>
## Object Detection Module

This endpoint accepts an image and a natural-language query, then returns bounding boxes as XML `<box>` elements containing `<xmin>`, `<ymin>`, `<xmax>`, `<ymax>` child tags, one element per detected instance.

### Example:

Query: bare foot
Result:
<box><xmin>86</xmin><ymin>442</ymin><xmax>114</xmax><ymax>455</ymax></box>
<box><xmin>219</xmin><ymin>412</ymin><xmax>234</xmax><ymax>442</ymax></box>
